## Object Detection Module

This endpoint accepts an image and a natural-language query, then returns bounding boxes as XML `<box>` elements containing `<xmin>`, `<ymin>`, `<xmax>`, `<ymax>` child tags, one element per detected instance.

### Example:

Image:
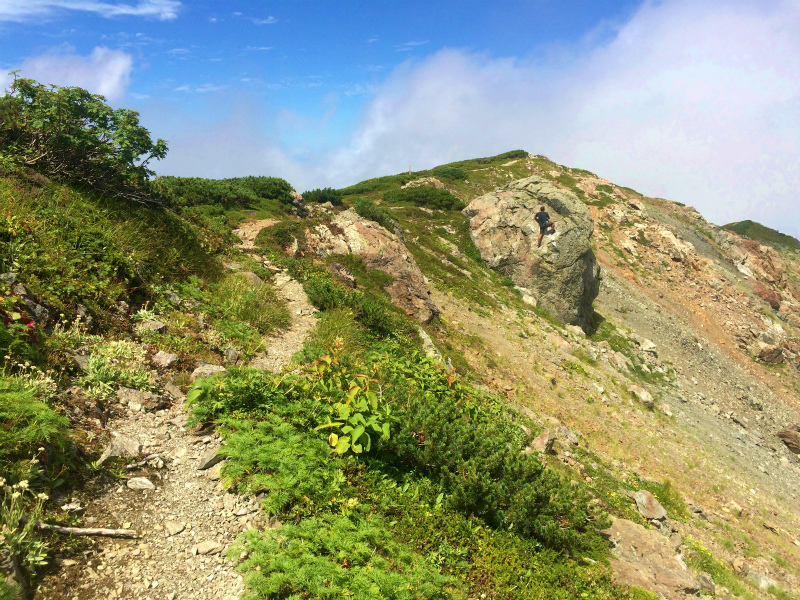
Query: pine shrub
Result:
<box><xmin>354</xmin><ymin>198</ymin><xmax>397</xmax><ymax>232</ymax></box>
<box><xmin>383</xmin><ymin>187</ymin><xmax>464</xmax><ymax>211</ymax></box>
<box><xmin>0</xmin><ymin>377</ymin><xmax>70</xmax><ymax>482</ymax></box>
<box><xmin>232</xmin><ymin>512</ymin><xmax>454</xmax><ymax>600</ymax></box>
<box><xmin>376</xmin><ymin>350</ymin><xmax>604</xmax><ymax>551</ymax></box>
<box><xmin>302</xmin><ymin>187</ymin><xmax>343</xmax><ymax>206</ymax></box>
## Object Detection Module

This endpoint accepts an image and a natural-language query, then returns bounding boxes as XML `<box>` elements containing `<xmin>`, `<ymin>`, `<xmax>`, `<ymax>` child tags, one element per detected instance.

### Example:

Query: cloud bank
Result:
<box><xmin>151</xmin><ymin>0</ymin><xmax>800</xmax><ymax>236</ymax></box>
<box><xmin>1</xmin><ymin>46</ymin><xmax>133</xmax><ymax>101</ymax></box>
<box><xmin>0</xmin><ymin>0</ymin><xmax>180</xmax><ymax>22</ymax></box>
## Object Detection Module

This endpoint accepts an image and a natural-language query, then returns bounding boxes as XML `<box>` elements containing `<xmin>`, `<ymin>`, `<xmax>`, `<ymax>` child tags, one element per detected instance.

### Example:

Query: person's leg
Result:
<box><xmin>537</xmin><ymin>230</ymin><xmax>544</xmax><ymax>247</ymax></box>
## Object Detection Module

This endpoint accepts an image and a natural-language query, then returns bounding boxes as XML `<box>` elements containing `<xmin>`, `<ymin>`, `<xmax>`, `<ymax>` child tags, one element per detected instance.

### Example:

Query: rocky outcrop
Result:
<box><xmin>603</xmin><ymin>518</ymin><xmax>699</xmax><ymax>599</ymax></box>
<box><xmin>305</xmin><ymin>210</ymin><xmax>438</xmax><ymax>324</ymax></box>
<box><xmin>463</xmin><ymin>176</ymin><xmax>600</xmax><ymax>329</ymax></box>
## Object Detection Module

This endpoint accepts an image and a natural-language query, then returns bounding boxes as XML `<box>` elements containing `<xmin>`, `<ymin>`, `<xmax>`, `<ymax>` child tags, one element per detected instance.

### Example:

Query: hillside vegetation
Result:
<box><xmin>722</xmin><ymin>220</ymin><xmax>800</xmax><ymax>252</ymax></box>
<box><xmin>2</xmin><ymin>79</ymin><xmax>800</xmax><ymax>600</ymax></box>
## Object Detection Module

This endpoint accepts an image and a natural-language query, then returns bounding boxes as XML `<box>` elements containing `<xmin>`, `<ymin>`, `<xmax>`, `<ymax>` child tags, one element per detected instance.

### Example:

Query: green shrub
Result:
<box><xmin>151</xmin><ymin>175</ymin><xmax>294</xmax><ymax>210</ymax></box>
<box><xmin>302</xmin><ymin>271</ymin><xmax>409</xmax><ymax>338</ymax></box>
<box><xmin>79</xmin><ymin>340</ymin><xmax>152</xmax><ymax>399</ymax></box>
<box><xmin>354</xmin><ymin>198</ymin><xmax>397</xmax><ymax>232</ymax></box>
<box><xmin>1</xmin><ymin>77</ymin><xmax>166</xmax><ymax>203</ymax></box>
<box><xmin>0</xmin><ymin>376</ymin><xmax>70</xmax><ymax>482</ymax></box>
<box><xmin>302</xmin><ymin>187</ymin><xmax>343</xmax><ymax>206</ymax></box>
<box><xmin>220</xmin><ymin>415</ymin><xmax>341</xmax><ymax>514</ymax></box>
<box><xmin>376</xmin><ymin>350</ymin><xmax>606</xmax><ymax>551</ymax></box>
<box><xmin>232</xmin><ymin>512</ymin><xmax>454</xmax><ymax>600</ymax></box>
<box><xmin>213</xmin><ymin>273</ymin><xmax>290</xmax><ymax>335</ymax></box>
<box><xmin>383</xmin><ymin>187</ymin><xmax>464</xmax><ymax>211</ymax></box>
<box><xmin>255</xmin><ymin>220</ymin><xmax>309</xmax><ymax>255</ymax></box>
<box><xmin>431</xmin><ymin>167</ymin><xmax>467</xmax><ymax>181</ymax></box>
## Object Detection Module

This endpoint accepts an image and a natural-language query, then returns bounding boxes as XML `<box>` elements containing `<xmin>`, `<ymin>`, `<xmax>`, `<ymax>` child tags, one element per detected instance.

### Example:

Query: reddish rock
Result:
<box><xmin>306</xmin><ymin>209</ymin><xmax>438</xmax><ymax>324</ymax></box>
<box><xmin>753</xmin><ymin>281</ymin><xmax>781</xmax><ymax>309</ymax></box>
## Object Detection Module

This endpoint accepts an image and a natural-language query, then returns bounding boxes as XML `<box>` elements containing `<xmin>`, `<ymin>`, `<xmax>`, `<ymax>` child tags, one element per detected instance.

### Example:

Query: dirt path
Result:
<box><xmin>232</xmin><ymin>219</ymin><xmax>276</xmax><ymax>251</ymax></box>
<box><xmin>42</xmin><ymin>221</ymin><xmax>315</xmax><ymax>600</ymax></box>
<box><xmin>247</xmin><ymin>270</ymin><xmax>316</xmax><ymax>372</ymax></box>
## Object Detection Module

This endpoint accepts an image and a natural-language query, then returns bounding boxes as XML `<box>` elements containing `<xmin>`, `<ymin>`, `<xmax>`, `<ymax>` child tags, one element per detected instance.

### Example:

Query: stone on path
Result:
<box><xmin>127</xmin><ymin>477</ymin><xmax>155</xmax><ymax>491</ymax></box>
<box><xmin>198</xmin><ymin>446</ymin><xmax>224</xmax><ymax>470</ymax></box>
<box><xmin>206</xmin><ymin>462</ymin><xmax>225</xmax><ymax>481</ymax></box>
<box><xmin>117</xmin><ymin>387</ymin><xmax>166</xmax><ymax>412</ymax></box>
<box><xmin>194</xmin><ymin>541</ymin><xmax>223</xmax><ymax>555</ymax></box>
<box><xmin>634</xmin><ymin>490</ymin><xmax>667</xmax><ymax>520</ymax></box>
<box><xmin>98</xmin><ymin>432</ymin><xmax>142</xmax><ymax>465</ymax></box>
<box><xmin>164</xmin><ymin>520</ymin><xmax>185</xmax><ymax>536</ymax></box>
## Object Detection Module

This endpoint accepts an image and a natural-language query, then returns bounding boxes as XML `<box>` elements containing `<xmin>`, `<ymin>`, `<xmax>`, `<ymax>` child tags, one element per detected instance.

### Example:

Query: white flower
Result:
<box><xmin>18</xmin><ymin>480</ymin><xmax>29</xmax><ymax>489</ymax></box>
<box><xmin>11</xmin><ymin>491</ymin><xmax>20</xmax><ymax>499</ymax></box>
<box><xmin>37</xmin><ymin>493</ymin><xmax>49</xmax><ymax>500</ymax></box>
<box><xmin>0</xmin><ymin>477</ymin><xmax>5</xmax><ymax>487</ymax></box>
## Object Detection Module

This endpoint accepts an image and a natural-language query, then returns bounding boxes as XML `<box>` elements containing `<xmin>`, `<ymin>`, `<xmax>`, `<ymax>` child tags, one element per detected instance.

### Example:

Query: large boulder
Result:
<box><xmin>305</xmin><ymin>210</ymin><xmax>438</xmax><ymax>324</ymax></box>
<box><xmin>463</xmin><ymin>176</ymin><xmax>600</xmax><ymax>328</ymax></box>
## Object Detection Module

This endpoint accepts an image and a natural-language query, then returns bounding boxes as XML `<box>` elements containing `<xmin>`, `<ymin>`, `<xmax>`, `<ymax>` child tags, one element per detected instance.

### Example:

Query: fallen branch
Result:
<box><xmin>125</xmin><ymin>453</ymin><xmax>161</xmax><ymax>470</ymax></box>
<box><xmin>21</xmin><ymin>517</ymin><xmax>137</xmax><ymax>538</ymax></box>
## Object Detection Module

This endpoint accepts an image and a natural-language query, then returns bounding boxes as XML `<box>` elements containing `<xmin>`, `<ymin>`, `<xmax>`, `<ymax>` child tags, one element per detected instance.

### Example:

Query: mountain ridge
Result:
<box><xmin>2</xmin><ymin>146</ymin><xmax>800</xmax><ymax>600</ymax></box>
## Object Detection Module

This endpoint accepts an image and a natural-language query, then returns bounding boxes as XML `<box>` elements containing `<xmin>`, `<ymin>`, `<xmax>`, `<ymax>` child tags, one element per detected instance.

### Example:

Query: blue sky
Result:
<box><xmin>2</xmin><ymin>0</ymin><xmax>799</xmax><ymax>238</ymax></box>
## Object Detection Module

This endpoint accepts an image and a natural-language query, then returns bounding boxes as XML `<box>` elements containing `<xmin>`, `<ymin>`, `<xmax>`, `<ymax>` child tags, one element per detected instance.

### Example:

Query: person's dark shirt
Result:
<box><xmin>535</xmin><ymin>211</ymin><xmax>550</xmax><ymax>228</ymax></box>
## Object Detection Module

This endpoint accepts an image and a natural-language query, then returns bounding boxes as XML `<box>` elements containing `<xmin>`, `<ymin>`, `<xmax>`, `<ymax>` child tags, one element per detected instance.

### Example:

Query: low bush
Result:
<box><xmin>354</xmin><ymin>198</ymin><xmax>397</xmax><ymax>232</ymax></box>
<box><xmin>220</xmin><ymin>415</ymin><xmax>341</xmax><ymax>515</ymax></box>
<box><xmin>383</xmin><ymin>186</ymin><xmax>464</xmax><ymax>211</ymax></box>
<box><xmin>302</xmin><ymin>187</ymin><xmax>343</xmax><ymax>206</ymax></box>
<box><xmin>0</xmin><ymin>376</ymin><xmax>70</xmax><ymax>483</ymax></box>
<box><xmin>302</xmin><ymin>271</ymin><xmax>409</xmax><ymax>338</ymax></box>
<box><xmin>431</xmin><ymin>166</ymin><xmax>467</xmax><ymax>181</ymax></box>
<box><xmin>232</xmin><ymin>512</ymin><xmax>454</xmax><ymax>600</ymax></box>
<box><xmin>377</xmin><ymin>352</ymin><xmax>605</xmax><ymax>551</ymax></box>
<box><xmin>213</xmin><ymin>273</ymin><xmax>290</xmax><ymax>336</ymax></box>
<box><xmin>254</xmin><ymin>220</ymin><xmax>309</xmax><ymax>255</ymax></box>
<box><xmin>151</xmin><ymin>175</ymin><xmax>294</xmax><ymax>210</ymax></box>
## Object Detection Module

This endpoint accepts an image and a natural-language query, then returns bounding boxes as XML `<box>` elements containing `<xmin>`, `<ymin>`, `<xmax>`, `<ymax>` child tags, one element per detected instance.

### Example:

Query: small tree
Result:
<box><xmin>0</xmin><ymin>75</ymin><xmax>167</xmax><ymax>203</ymax></box>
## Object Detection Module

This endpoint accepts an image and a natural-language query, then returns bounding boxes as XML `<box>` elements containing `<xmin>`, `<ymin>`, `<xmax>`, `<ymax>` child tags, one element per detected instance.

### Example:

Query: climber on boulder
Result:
<box><xmin>535</xmin><ymin>205</ymin><xmax>556</xmax><ymax>247</ymax></box>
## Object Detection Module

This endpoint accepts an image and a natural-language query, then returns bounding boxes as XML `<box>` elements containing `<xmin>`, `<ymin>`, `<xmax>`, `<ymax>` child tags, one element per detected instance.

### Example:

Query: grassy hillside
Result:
<box><xmin>3</xmin><ymin>120</ymin><xmax>798</xmax><ymax>598</ymax></box>
<box><xmin>723</xmin><ymin>219</ymin><xmax>800</xmax><ymax>251</ymax></box>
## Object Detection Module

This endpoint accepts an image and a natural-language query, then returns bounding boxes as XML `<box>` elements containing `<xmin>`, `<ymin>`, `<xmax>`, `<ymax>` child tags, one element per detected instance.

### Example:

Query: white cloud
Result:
<box><xmin>252</xmin><ymin>16</ymin><xmax>277</xmax><ymax>25</ymax></box>
<box><xmin>174</xmin><ymin>83</ymin><xmax>225</xmax><ymax>93</ymax></box>
<box><xmin>1</xmin><ymin>45</ymin><xmax>133</xmax><ymax>101</ymax></box>
<box><xmin>145</xmin><ymin>0</ymin><xmax>800</xmax><ymax>237</ymax></box>
<box><xmin>0</xmin><ymin>0</ymin><xmax>181</xmax><ymax>22</ymax></box>
<box><xmin>321</xmin><ymin>0</ymin><xmax>800</xmax><ymax>237</ymax></box>
<box><xmin>246</xmin><ymin>46</ymin><xmax>273</xmax><ymax>51</ymax></box>
<box><xmin>394</xmin><ymin>40</ymin><xmax>429</xmax><ymax>52</ymax></box>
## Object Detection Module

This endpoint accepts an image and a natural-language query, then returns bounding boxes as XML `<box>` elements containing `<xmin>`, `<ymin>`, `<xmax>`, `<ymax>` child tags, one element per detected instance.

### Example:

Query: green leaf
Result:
<box><xmin>334</xmin><ymin>436</ymin><xmax>350</xmax><ymax>454</ymax></box>
<box><xmin>366</xmin><ymin>390</ymin><xmax>378</xmax><ymax>411</ymax></box>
